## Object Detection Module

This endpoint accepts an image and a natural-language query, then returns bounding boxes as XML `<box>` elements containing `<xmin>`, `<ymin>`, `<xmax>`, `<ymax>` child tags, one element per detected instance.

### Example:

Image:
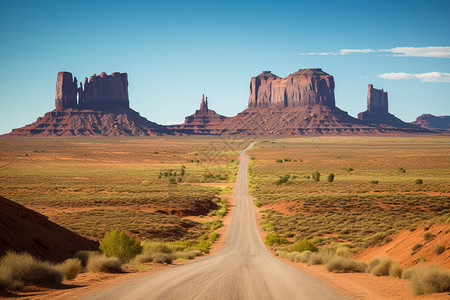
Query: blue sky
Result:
<box><xmin>1</xmin><ymin>0</ymin><xmax>449</xmax><ymax>134</ymax></box>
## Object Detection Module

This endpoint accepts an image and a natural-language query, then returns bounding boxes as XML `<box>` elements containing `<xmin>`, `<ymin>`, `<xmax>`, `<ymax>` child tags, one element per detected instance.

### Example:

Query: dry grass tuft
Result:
<box><xmin>404</xmin><ymin>265</ymin><xmax>450</xmax><ymax>295</ymax></box>
<box><xmin>326</xmin><ymin>256</ymin><xmax>367</xmax><ymax>273</ymax></box>
<box><xmin>86</xmin><ymin>255</ymin><xmax>123</xmax><ymax>273</ymax></box>
<box><xmin>368</xmin><ymin>256</ymin><xmax>402</xmax><ymax>278</ymax></box>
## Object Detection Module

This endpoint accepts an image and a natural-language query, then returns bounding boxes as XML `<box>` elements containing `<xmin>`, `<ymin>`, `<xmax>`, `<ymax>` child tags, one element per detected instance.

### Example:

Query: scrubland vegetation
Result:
<box><xmin>249</xmin><ymin>137</ymin><xmax>450</xmax><ymax>295</ymax></box>
<box><xmin>0</xmin><ymin>137</ymin><xmax>242</xmax><ymax>240</ymax></box>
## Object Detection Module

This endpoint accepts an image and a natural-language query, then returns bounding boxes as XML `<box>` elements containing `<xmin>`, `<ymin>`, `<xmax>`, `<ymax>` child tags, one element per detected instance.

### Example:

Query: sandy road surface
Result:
<box><xmin>82</xmin><ymin>143</ymin><xmax>346</xmax><ymax>300</ymax></box>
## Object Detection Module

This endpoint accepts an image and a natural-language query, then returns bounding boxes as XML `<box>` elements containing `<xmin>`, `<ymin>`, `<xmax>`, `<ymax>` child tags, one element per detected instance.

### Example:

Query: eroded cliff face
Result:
<box><xmin>358</xmin><ymin>84</ymin><xmax>389</xmax><ymax>121</ymax></box>
<box><xmin>55</xmin><ymin>71</ymin><xmax>129</xmax><ymax>110</ymax></box>
<box><xmin>248</xmin><ymin>68</ymin><xmax>335</xmax><ymax>108</ymax></box>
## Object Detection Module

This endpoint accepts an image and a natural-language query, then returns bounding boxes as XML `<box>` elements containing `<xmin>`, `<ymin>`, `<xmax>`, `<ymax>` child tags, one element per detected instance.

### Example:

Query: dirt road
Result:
<box><xmin>82</xmin><ymin>143</ymin><xmax>345</xmax><ymax>300</ymax></box>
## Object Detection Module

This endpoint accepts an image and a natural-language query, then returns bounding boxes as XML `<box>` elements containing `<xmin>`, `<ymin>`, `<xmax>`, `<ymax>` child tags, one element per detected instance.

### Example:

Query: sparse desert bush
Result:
<box><xmin>99</xmin><ymin>228</ymin><xmax>142</xmax><ymax>263</ymax></box>
<box><xmin>290</xmin><ymin>239</ymin><xmax>318</xmax><ymax>253</ymax></box>
<box><xmin>363</xmin><ymin>232</ymin><xmax>391</xmax><ymax>248</ymax></box>
<box><xmin>286</xmin><ymin>252</ymin><xmax>300</xmax><ymax>262</ymax></box>
<box><xmin>415</xmin><ymin>179</ymin><xmax>423</xmax><ymax>185</ymax></box>
<box><xmin>434</xmin><ymin>245</ymin><xmax>445</xmax><ymax>255</ymax></box>
<box><xmin>405</xmin><ymin>265</ymin><xmax>450</xmax><ymax>295</ymax></box>
<box><xmin>398</xmin><ymin>167</ymin><xmax>406</xmax><ymax>173</ymax></box>
<box><xmin>265</xmin><ymin>233</ymin><xmax>288</xmax><ymax>246</ymax></box>
<box><xmin>311</xmin><ymin>171</ymin><xmax>320</xmax><ymax>182</ymax></box>
<box><xmin>275</xmin><ymin>174</ymin><xmax>290</xmax><ymax>185</ymax></box>
<box><xmin>326</xmin><ymin>256</ymin><xmax>366</xmax><ymax>273</ymax></box>
<box><xmin>131</xmin><ymin>252</ymin><xmax>154</xmax><ymax>265</ymax></box>
<box><xmin>346</xmin><ymin>167</ymin><xmax>353</xmax><ymax>173</ymax></box>
<box><xmin>327</xmin><ymin>173</ymin><xmax>334</xmax><ymax>183</ymax></box>
<box><xmin>307</xmin><ymin>252</ymin><xmax>329</xmax><ymax>265</ymax></box>
<box><xmin>412</xmin><ymin>243</ymin><xmax>423</xmax><ymax>252</ymax></box>
<box><xmin>335</xmin><ymin>247</ymin><xmax>351</xmax><ymax>258</ymax></box>
<box><xmin>368</xmin><ymin>256</ymin><xmax>402</xmax><ymax>278</ymax></box>
<box><xmin>424</xmin><ymin>232</ymin><xmax>435</xmax><ymax>242</ymax></box>
<box><xmin>152</xmin><ymin>253</ymin><xmax>174</xmax><ymax>264</ymax></box>
<box><xmin>276</xmin><ymin>159</ymin><xmax>283</xmax><ymax>163</ymax></box>
<box><xmin>294</xmin><ymin>250</ymin><xmax>312</xmax><ymax>263</ymax></box>
<box><xmin>0</xmin><ymin>251</ymin><xmax>63</xmax><ymax>286</ymax></box>
<box><xmin>370</xmin><ymin>180</ymin><xmax>379</xmax><ymax>184</ymax></box>
<box><xmin>86</xmin><ymin>255</ymin><xmax>123</xmax><ymax>273</ymax></box>
<box><xmin>174</xmin><ymin>250</ymin><xmax>203</xmax><ymax>260</ymax></box>
<box><xmin>56</xmin><ymin>258</ymin><xmax>83</xmax><ymax>280</ymax></box>
<box><xmin>74</xmin><ymin>250</ymin><xmax>98</xmax><ymax>267</ymax></box>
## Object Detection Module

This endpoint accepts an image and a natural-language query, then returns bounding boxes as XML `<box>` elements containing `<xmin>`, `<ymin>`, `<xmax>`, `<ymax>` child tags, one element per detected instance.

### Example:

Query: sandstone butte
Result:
<box><xmin>357</xmin><ymin>84</ymin><xmax>417</xmax><ymax>128</ymax></box>
<box><xmin>412</xmin><ymin>114</ymin><xmax>450</xmax><ymax>130</ymax></box>
<box><xmin>8</xmin><ymin>71</ymin><xmax>170</xmax><ymax>136</ymax></box>
<box><xmin>4</xmin><ymin>68</ymin><xmax>439</xmax><ymax>137</ymax></box>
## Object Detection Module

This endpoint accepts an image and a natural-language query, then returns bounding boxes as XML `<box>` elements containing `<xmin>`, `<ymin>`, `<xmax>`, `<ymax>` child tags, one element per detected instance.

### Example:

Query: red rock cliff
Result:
<box><xmin>248</xmin><ymin>68</ymin><xmax>335</xmax><ymax>108</ymax></box>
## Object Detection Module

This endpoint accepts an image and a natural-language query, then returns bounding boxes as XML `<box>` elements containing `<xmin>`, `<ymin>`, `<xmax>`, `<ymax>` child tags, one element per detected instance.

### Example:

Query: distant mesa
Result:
<box><xmin>56</xmin><ymin>71</ymin><xmax>129</xmax><ymax>110</ymax></box>
<box><xmin>4</xmin><ymin>68</ymin><xmax>438</xmax><ymax>137</ymax></box>
<box><xmin>248</xmin><ymin>68</ymin><xmax>335</xmax><ymax>108</ymax></box>
<box><xmin>0</xmin><ymin>195</ymin><xmax>98</xmax><ymax>263</ymax></box>
<box><xmin>358</xmin><ymin>84</ymin><xmax>418</xmax><ymax>129</ymax></box>
<box><xmin>8</xmin><ymin>71</ymin><xmax>170</xmax><ymax>136</ymax></box>
<box><xmin>184</xmin><ymin>94</ymin><xmax>227</xmax><ymax>125</ymax></box>
<box><xmin>412</xmin><ymin>114</ymin><xmax>450</xmax><ymax>130</ymax></box>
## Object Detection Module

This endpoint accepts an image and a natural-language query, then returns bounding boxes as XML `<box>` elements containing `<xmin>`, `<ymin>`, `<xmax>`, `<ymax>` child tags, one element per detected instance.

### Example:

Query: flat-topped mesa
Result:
<box><xmin>248</xmin><ymin>68</ymin><xmax>335</xmax><ymax>108</ymax></box>
<box><xmin>55</xmin><ymin>72</ymin><xmax>78</xmax><ymax>109</ymax></box>
<box><xmin>82</xmin><ymin>72</ymin><xmax>129</xmax><ymax>110</ymax></box>
<box><xmin>358</xmin><ymin>84</ymin><xmax>389</xmax><ymax>120</ymax></box>
<box><xmin>184</xmin><ymin>94</ymin><xmax>227</xmax><ymax>125</ymax></box>
<box><xmin>54</xmin><ymin>71</ymin><xmax>129</xmax><ymax>111</ymax></box>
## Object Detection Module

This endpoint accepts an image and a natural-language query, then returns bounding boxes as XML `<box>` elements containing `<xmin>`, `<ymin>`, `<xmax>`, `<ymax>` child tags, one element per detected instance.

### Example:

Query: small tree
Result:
<box><xmin>327</xmin><ymin>173</ymin><xmax>334</xmax><ymax>182</ymax></box>
<box><xmin>311</xmin><ymin>171</ymin><xmax>320</xmax><ymax>182</ymax></box>
<box><xmin>99</xmin><ymin>229</ymin><xmax>142</xmax><ymax>263</ymax></box>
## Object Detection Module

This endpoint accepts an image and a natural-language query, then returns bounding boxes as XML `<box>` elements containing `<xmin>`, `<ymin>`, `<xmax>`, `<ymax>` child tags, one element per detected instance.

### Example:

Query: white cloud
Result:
<box><xmin>379</xmin><ymin>47</ymin><xmax>450</xmax><ymax>58</ymax></box>
<box><xmin>299</xmin><ymin>46</ymin><xmax>450</xmax><ymax>58</ymax></box>
<box><xmin>339</xmin><ymin>49</ymin><xmax>375</xmax><ymax>55</ymax></box>
<box><xmin>378</xmin><ymin>72</ymin><xmax>450</xmax><ymax>83</ymax></box>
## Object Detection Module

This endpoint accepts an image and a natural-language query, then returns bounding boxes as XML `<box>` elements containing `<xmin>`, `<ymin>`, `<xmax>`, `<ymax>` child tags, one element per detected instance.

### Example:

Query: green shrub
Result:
<box><xmin>0</xmin><ymin>251</ymin><xmax>63</xmax><ymax>286</ymax></box>
<box><xmin>368</xmin><ymin>257</ymin><xmax>402</xmax><ymax>278</ymax></box>
<box><xmin>290</xmin><ymin>239</ymin><xmax>318</xmax><ymax>253</ymax></box>
<box><xmin>327</xmin><ymin>173</ymin><xmax>334</xmax><ymax>182</ymax></box>
<box><xmin>56</xmin><ymin>258</ymin><xmax>83</xmax><ymax>280</ymax></box>
<box><xmin>86</xmin><ymin>255</ymin><xmax>123</xmax><ymax>273</ymax></box>
<box><xmin>346</xmin><ymin>167</ymin><xmax>353</xmax><ymax>172</ymax></box>
<box><xmin>276</xmin><ymin>159</ymin><xmax>283</xmax><ymax>163</ymax></box>
<box><xmin>275</xmin><ymin>174</ymin><xmax>290</xmax><ymax>185</ymax></box>
<box><xmin>370</xmin><ymin>180</ymin><xmax>379</xmax><ymax>184</ymax></box>
<box><xmin>434</xmin><ymin>245</ymin><xmax>445</xmax><ymax>255</ymax></box>
<box><xmin>326</xmin><ymin>256</ymin><xmax>366</xmax><ymax>273</ymax></box>
<box><xmin>407</xmin><ymin>265</ymin><xmax>450</xmax><ymax>295</ymax></box>
<box><xmin>143</xmin><ymin>241</ymin><xmax>173</xmax><ymax>254</ymax></box>
<box><xmin>99</xmin><ymin>228</ymin><xmax>142</xmax><ymax>263</ymax></box>
<box><xmin>415</xmin><ymin>179</ymin><xmax>423</xmax><ymax>185</ymax></box>
<box><xmin>265</xmin><ymin>233</ymin><xmax>287</xmax><ymax>246</ymax></box>
<box><xmin>311</xmin><ymin>171</ymin><xmax>320</xmax><ymax>182</ymax></box>
<box><xmin>398</xmin><ymin>167</ymin><xmax>406</xmax><ymax>173</ymax></box>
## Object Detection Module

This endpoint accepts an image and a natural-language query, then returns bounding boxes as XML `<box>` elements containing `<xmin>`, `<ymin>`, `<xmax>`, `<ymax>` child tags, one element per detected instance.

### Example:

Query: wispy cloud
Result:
<box><xmin>379</xmin><ymin>47</ymin><xmax>450</xmax><ymax>58</ymax></box>
<box><xmin>378</xmin><ymin>72</ymin><xmax>450</xmax><ymax>83</ymax></box>
<box><xmin>298</xmin><ymin>46</ymin><xmax>450</xmax><ymax>58</ymax></box>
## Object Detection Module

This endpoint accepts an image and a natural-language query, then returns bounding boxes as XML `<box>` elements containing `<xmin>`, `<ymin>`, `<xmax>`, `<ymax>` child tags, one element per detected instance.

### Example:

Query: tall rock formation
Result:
<box><xmin>56</xmin><ymin>71</ymin><xmax>129</xmax><ymax>111</ymax></box>
<box><xmin>248</xmin><ymin>68</ymin><xmax>335</xmax><ymax>108</ymax></box>
<box><xmin>358</xmin><ymin>84</ymin><xmax>418</xmax><ymax>128</ymax></box>
<box><xmin>55</xmin><ymin>72</ymin><xmax>78</xmax><ymax>109</ymax></box>
<box><xmin>183</xmin><ymin>94</ymin><xmax>227</xmax><ymax>125</ymax></box>
<box><xmin>82</xmin><ymin>72</ymin><xmax>129</xmax><ymax>109</ymax></box>
<box><xmin>8</xmin><ymin>71</ymin><xmax>171</xmax><ymax>136</ymax></box>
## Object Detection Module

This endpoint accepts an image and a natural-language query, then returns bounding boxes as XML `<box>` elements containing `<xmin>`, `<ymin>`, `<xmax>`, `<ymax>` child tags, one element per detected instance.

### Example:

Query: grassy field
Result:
<box><xmin>247</xmin><ymin>137</ymin><xmax>450</xmax><ymax>251</ymax></box>
<box><xmin>0</xmin><ymin>136</ymin><xmax>247</xmax><ymax>241</ymax></box>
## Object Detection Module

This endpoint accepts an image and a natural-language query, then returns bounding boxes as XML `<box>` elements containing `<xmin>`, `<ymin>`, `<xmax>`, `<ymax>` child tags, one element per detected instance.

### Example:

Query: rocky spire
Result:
<box><xmin>200</xmin><ymin>94</ymin><xmax>208</xmax><ymax>111</ymax></box>
<box><xmin>55</xmin><ymin>72</ymin><xmax>77</xmax><ymax>110</ymax></box>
